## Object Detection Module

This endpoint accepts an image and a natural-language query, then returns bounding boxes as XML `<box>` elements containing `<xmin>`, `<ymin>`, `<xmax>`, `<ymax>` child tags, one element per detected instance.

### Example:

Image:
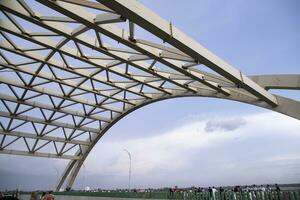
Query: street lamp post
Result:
<box><xmin>54</xmin><ymin>166</ymin><xmax>59</xmax><ymax>178</ymax></box>
<box><xmin>123</xmin><ymin>148</ymin><xmax>131</xmax><ymax>192</ymax></box>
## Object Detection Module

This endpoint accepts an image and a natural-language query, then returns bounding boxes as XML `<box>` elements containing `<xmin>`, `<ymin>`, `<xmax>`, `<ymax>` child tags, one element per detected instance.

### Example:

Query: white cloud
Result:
<box><xmin>205</xmin><ymin>117</ymin><xmax>247</xmax><ymax>132</ymax></box>
<box><xmin>264</xmin><ymin>154</ymin><xmax>300</xmax><ymax>162</ymax></box>
<box><xmin>81</xmin><ymin>112</ymin><xmax>300</xmax><ymax>188</ymax></box>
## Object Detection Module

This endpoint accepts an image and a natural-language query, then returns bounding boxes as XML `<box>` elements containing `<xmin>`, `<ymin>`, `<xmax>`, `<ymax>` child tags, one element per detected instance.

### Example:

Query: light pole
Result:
<box><xmin>82</xmin><ymin>163</ymin><xmax>86</xmax><ymax>190</ymax></box>
<box><xmin>54</xmin><ymin>166</ymin><xmax>59</xmax><ymax>178</ymax></box>
<box><xmin>123</xmin><ymin>148</ymin><xmax>131</xmax><ymax>192</ymax></box>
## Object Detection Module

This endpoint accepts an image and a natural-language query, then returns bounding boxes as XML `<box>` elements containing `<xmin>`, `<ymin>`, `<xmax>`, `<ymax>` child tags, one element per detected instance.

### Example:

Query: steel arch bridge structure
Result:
<box><xmin>0</xmin><ymin>0</ymin><xmax>299</xmax><ymax>191</ymax></box>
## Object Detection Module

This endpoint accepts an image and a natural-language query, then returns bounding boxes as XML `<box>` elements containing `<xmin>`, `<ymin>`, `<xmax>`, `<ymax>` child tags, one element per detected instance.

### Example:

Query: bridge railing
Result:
<box><xmin>167</xmin><ymin>191</ymin><xmax>299</xmax><ymax>200</ymax></box>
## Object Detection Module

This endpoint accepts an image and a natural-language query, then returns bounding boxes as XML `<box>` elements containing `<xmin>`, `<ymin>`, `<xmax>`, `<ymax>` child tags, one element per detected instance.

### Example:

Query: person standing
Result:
<box><xmin>275</xmin><ymin>184</ymin><xmax>280</xmax><ymax>200</ymax></box>
<box><xmin>275</xmin><ymin>184</ymin><xmax>280</xmax><ymax>192</ymax></box>
<box><xmin>252</xmin><ymin>184</ymin><xmax>257</xmax><ymax>200</ymax></box>
<box><xmin>48</xmin><ymin>191</ymin><xmax>55</xmax><ymax>200</ymax></box>
<box><xmin>219</xmin><ymin>187</ymin><xmax>224</xmax><ymax>200</ymax></box>
<box><xmin>266</xmin><ymin>185</ymin><xmax>271</xmax><ymax>192</ymax></box>
<box><xmin>212</xmin><ymin>186</ymin><xmax>218</xmax><ymax>200</ymax></box>
<box><xmin>209</xmin><ymin>187</ymin><xmax>213</xmax><ymax>200</ymax></box>
<box><xmin>260</xmin><ymin>185</ymin><xmax>266</xmax><ymax>200</ymax></box>
<box><xmin>30</xmin><ymin>192</ymin><xmax>37</xmax><ymax>200</ymax></box>
<box><xmin>40</xmin><ymin>192</ymin><xmax>46</xmax><ymax>200</ymax></box>
<box><xmin>169</xmin><ymin>188</ymin><xmax>173</xmax><ymax>199</ymax></box>
<box><xmin>41</xmin><ymin>191</ymin><xmax>55</xmax><ymax>200</ymax></box>
<box><xmin>233</xmin><ymin>186</ymin><xmax>237</xmax><ymax>200</ymax></box>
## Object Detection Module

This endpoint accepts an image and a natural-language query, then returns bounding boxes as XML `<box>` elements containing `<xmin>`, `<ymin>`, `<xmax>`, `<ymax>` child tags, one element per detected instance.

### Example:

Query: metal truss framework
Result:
<box><xmin>0</xmin><ymin>0</ymin><xmax>299</xmax><ymax>191</ymax></box>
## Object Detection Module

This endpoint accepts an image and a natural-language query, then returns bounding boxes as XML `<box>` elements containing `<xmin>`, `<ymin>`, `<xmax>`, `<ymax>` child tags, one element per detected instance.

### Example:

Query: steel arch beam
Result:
<box><xmin>57</xmin><ymin>75</ymin><xmax>300</xmax><ymax>190</ymax></box>
<box><xmin>98</xmin><ymin>0</ymin><xmax>278</xmax><ymax>107</ymax></box>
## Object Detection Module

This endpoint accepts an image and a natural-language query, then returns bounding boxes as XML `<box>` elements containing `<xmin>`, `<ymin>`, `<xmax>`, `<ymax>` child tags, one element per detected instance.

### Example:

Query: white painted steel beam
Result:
<box><xmin>0</xmin><ymin>130</ymin><xmax>90</xmax><ymax>146</ymax></box>
<box><xmin>99</xmin><ymin>0</ymin><xmax>278</xmax><ymax>106</ymax></box>
<box><xmin>0</xmin><ymin>93</ymin><xmax>111</xmax><ymax>123</ymax></box>
<box><xmin>0</xmin><ymin>149</ymin><xmax>81</xmax><ymax>160</ymax></box>
<box><xmin>0</xmin><ymin>111</ymin><xmax>99</xmax><ymax>134</ymax></box>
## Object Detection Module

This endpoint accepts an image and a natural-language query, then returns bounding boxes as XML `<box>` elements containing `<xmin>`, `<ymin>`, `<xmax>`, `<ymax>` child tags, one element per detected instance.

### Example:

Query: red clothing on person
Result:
<box><xmin>42</xmin><ymin>194</ymin><xmax>55</xmax><ymax>200</ymax></box>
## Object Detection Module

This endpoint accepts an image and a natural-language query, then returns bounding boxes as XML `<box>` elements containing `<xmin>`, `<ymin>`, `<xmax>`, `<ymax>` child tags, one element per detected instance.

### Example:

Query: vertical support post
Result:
<box><xmin>55</xmin><ymin>159</ymin><xmax>77</xmax><ymax>192</ymax></box>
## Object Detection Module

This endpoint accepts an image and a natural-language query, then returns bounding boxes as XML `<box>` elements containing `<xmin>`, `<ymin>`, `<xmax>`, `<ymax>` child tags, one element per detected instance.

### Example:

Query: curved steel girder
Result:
<box><xmin>98</xmin><ymin>0</ymin><xmax>278</xmax><ymax>107</ymax></box>
<box><xmin>55</xmin><ymin>74</ymin><xmax>300</xmax><ymax>191</ymax></box>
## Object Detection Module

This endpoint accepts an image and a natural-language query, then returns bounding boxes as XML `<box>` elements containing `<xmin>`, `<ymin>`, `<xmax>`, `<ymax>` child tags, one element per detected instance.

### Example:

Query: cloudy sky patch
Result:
<box><xmin>205</xmin><ymin>118</ymin><xmax>247</xmax><ymax>133</ymax></box>
<box><xmin>76</xmin><ymin>112</ymin><xmax>300</xmax><ymax>189</ymax></box>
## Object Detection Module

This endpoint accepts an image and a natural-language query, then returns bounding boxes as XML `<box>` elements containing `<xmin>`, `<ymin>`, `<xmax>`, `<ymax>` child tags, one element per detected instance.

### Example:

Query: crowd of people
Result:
<box><xmin>0</xmin><ymin>184</ymin><xmax>293</xmax><ymax>200</ymax></box>
<box><xmin>168</xmin><ymin>184</ymin><xmax>283</xmax><ymax>200</ymax></box>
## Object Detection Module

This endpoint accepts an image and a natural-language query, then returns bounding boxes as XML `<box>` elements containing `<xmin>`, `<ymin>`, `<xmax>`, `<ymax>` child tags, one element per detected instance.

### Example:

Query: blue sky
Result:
<box><xmin>141</xmin><ymin>0</ymin><xmax>300</xmax><ymax>75</ymax></box>
<box><xmin>0</xmin><ymin>0</ymin><xmax>300</xmax><ymax>190</ymax></box>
